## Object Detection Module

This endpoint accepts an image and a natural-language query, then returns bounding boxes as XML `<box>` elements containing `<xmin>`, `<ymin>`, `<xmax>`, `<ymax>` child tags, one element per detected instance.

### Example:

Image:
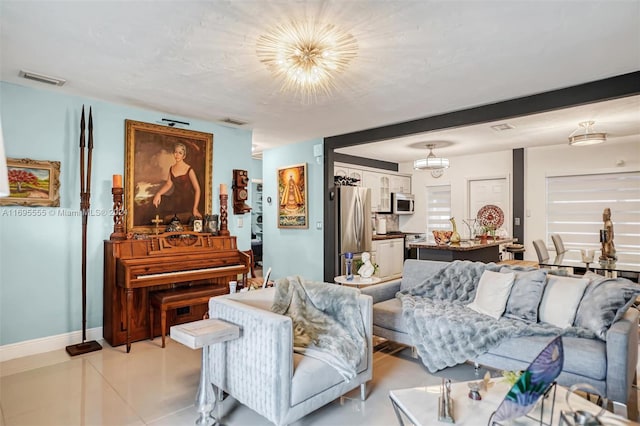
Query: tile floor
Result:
<box><xmin>0</xmin><ymin>338</ymin><xmax>637</xmax><ymax>426</ymax></box>
<box><xmin>0</xmin><ymin>339</ymin><xmax>441</xmax><ymax>426</ymax></box>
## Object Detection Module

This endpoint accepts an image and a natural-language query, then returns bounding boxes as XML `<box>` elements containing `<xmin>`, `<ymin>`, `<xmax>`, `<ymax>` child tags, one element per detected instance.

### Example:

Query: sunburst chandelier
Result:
<box><xmin>256</xmin><ymin>20</ymin><xmax>358</xmax><ymax>101</ymax></box>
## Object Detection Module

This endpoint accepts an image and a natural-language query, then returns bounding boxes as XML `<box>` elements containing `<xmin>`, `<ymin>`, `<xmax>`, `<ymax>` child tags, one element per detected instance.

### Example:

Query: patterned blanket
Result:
<box><xmin>271</xmin><ymin>276</ymin><xmax>366</xmax><ymax>380</ymax></box>
<box><xmin>397</xmin><ymin>261</ymin><xmax>593</xmax><ymax>372</ymax></box>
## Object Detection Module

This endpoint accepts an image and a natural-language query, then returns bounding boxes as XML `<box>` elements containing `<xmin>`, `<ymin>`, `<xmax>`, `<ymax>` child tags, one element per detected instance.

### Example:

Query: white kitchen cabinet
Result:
<box><xmin>390</xmin><ymin>174</ymin><xmax>412</xmax><ymax>193</ymax></box>
<box><xmin>371</xmin><ymin>238</ymin><xmax>404</xmax><ymax>282</ymax></box>
<box><xmin>363</xmin><ymin>171</ymin><xmax>391</xmax><ymax>212</ymax></box>
<box><xmin>334</xmin><ymin>164</ymin><xmax>363</xmax><ymax>186</ymax></box>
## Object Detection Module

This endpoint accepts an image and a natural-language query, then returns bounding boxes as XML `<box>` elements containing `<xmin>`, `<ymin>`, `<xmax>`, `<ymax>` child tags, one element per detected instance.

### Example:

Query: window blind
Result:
<box><xmin>426</xmin><ymin>185</ymin><xmax>451</xmax><ymax>238</ymax></box>
<box><xmin>546</xmin><ymin>171</ymin><xmax>640</xmax><ymax>266</ymax></box>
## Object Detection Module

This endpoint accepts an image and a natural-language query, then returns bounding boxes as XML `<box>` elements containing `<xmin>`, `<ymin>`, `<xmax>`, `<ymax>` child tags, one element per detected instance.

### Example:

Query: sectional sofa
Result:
<box><xmin>360</xmin><ymin>259</ymin><xmax>639</xmax><ymax>419</ymax></box>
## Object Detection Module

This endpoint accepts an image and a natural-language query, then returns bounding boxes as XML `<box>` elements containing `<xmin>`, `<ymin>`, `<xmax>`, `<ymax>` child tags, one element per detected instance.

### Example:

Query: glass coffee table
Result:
<box><xmin>389</xmin><ymin>378</ymin><xmax>631</xmax><ymax>426</ymax></box>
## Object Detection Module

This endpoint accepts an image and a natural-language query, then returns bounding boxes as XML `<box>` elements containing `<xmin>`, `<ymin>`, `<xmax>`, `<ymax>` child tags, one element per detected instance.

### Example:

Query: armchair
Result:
<box><xmin>207</xmin><ymin>287</ymin><xmax>373</xmax><ymax>426</ymax></box>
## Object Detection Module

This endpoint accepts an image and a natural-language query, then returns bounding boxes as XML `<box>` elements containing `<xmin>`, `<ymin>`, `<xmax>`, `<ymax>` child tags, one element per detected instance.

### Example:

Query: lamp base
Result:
<box><xmin>65</xmin><ymin>340</ymin><xmax>102</xmax><ymax>356</ymax></box>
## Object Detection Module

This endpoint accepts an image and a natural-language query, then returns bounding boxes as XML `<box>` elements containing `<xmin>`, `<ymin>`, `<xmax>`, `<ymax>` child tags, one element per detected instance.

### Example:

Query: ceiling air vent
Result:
<box><xmin>19</xmin><ymin>70</ymin><xmax>66</xmax><ymax>86</ymax></box>
<box><xmin>490</xmin><ymin>123</ymin><xmax>515</xmax><ymax>132</ymax></box>
<box><xmin>220</xmin><ymin>117</ymin><xmax>248</xmax><ymax>126</ymax></box>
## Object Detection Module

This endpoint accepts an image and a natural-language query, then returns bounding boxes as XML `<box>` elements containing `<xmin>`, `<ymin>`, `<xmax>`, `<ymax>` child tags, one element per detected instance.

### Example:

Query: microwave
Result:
<box><xmin>392</xmin><ymin>193</ymin><xmax>415</xmax><ymax>215</ymax></box>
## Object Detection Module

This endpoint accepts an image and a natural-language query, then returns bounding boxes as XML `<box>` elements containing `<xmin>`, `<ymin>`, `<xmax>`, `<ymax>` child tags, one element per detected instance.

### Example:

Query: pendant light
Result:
<box><xmin>413</xmin><ymin>144</ymin><xmax>450</xmax><ymax>170</ymax></box>
<box><xmin>568</xmin><ymin>121</ymin><xmax>607</xmax><ymax>146</ymax></box>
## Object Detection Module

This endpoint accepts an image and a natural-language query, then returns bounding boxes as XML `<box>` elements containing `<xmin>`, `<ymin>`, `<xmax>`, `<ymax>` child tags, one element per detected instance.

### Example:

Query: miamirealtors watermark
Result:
<box><xmin>2</xmin><ymin>208</ymin><xmax>126</xmax><ymax>217</ymax></box>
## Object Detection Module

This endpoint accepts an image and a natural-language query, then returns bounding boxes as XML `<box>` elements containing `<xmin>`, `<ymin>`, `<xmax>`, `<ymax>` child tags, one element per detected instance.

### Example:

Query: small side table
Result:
<box><xmin>171</xmin><ymin>319</ymin><xmax>240</xmax><ymax>426</ymax></box>
<box><xmin>334</xmin><ymin>275</ymin><xmax>382</xmax><ymax>289</ymax></box>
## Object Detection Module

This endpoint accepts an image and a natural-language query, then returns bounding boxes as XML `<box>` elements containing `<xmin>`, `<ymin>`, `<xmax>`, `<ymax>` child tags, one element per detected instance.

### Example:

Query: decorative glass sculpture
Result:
<box><xmin>490</xmin><ymin>336</ymin><xmax>564</xmax><ymax>423</ymax></box>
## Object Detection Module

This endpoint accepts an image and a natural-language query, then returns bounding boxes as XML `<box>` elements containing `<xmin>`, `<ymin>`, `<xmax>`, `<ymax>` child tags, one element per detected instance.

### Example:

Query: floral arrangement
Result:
<box><xmin>353</xmin><ymin>258</ymin><xmax>379</xmax><ymax>275</ymax></box>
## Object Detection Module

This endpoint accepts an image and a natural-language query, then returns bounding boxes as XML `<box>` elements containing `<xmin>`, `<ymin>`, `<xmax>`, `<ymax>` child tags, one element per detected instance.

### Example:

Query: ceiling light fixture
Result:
<box><xmin>413</xmin><ymin>144</ymin><xmax>450</xmax><ymax>170</ymax></box>
<box><xmin>568</xmin><ymin>121</ymin><xmax>607</xmax><ymax>146</ymax></box>
<box><xmin>256</xmin><ymin>20</ymin><xmax>358</xmax><ymax>101</ymax></box>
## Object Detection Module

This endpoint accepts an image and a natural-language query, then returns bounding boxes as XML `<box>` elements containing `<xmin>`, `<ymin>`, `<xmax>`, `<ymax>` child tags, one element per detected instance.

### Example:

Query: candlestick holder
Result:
<box><xmin>219</xmin><ymin>193</ymin><xmax>230</xmax><ymax>236</ymax></box>
<box><xmin>110</xmin><ymin>187</ymin><xmax>127</xmax><ymax>240</ymax></box>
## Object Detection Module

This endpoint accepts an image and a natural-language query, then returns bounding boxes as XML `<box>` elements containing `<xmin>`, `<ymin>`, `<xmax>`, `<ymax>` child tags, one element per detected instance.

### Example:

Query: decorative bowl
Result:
<box><xmin>432</xmin><ymin>230</ymin><xmax>453</xmax><ymax>245</ymax></box>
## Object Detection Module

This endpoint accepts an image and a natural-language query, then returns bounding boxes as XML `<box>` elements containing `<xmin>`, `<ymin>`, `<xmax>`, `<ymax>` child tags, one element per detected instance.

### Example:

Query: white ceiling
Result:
<box><xmin>1</xmin><ymin>1</ymin><xmax>639</xmax><ymax>160</ymax></box>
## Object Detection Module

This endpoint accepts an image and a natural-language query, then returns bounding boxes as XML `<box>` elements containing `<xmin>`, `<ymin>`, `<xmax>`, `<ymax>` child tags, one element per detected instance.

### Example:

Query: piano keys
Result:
<box><xmin>104</xmin><ymin>232</ymin><xmax>250</xmax><ymax>351</ymax></box>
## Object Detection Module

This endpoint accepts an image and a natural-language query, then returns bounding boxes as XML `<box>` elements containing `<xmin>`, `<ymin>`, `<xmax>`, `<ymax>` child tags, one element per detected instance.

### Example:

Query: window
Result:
<box><xmin>546</xmin><ymin>171</ymin><xmax>640</xmax><ymax>266</ymax></box>
<box><xmin>426</xmin><ymin>185</ymin><xmax>451</xmax><ymax>239</ymax></box>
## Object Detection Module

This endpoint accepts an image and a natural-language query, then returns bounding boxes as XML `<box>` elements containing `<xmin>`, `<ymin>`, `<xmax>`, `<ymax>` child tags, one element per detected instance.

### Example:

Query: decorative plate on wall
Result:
<box><xmin>477</xmin><ymin>204</ymin><xmax>504</xmax><ymax>229</ymax></box>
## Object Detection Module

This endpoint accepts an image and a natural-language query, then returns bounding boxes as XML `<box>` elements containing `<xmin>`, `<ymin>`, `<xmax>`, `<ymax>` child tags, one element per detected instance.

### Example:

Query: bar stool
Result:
<box><xmin>504</xmin><ymin>244</ymin><xmax>526</xmax><ymax>260</ymax></box>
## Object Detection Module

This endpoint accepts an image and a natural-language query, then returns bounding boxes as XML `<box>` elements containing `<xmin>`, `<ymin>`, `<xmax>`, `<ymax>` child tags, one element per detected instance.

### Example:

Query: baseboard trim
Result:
<box><xmin>0</xmin><ymin>327</ymin><xmax>103</xmax><ymax>362</ymax></box>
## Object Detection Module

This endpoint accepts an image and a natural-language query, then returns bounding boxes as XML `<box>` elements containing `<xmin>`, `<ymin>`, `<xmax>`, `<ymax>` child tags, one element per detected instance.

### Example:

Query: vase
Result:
<box><xmin>449</xmin><ymin>217</ymin><xmax>461</xmax><ymax>243</ymax></box>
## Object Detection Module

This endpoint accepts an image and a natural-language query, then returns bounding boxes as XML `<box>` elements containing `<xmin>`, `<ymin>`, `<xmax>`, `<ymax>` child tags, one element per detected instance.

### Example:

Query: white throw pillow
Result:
<box><xmin>538</xmin><ymin>275</ymin><xmax>589</xmax><ymax>328</ymax></box>
<box><xmin>467</xmin><ymin>270</ymin><xmax>515</xmax><ymax>319</ymax></box>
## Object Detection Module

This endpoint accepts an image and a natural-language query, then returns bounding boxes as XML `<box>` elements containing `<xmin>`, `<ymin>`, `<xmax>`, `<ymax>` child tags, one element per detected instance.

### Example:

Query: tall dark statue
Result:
<box><xmin>599</xmin><ymin>207</ymin><xmax>617</xmax><ymax>263</ymax></box>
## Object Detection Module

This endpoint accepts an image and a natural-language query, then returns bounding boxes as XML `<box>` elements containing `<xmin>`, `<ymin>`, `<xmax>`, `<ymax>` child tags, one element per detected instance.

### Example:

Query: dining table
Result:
<box><xmin>538</xmin><ymin>250</ymin><xmax>640</xmax><ymax>282</ymax></box>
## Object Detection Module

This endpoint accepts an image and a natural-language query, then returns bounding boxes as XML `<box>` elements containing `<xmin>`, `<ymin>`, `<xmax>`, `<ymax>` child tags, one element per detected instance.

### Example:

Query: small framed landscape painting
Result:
<box><xmin>277</xmin><ymin>162</ymin><xmax>308</xmax><ymax>228</ymax></box>
<box><xmin>0</xmin><ymin>158</ymin><xmax>61</xmax><ymax>207</ymax></box>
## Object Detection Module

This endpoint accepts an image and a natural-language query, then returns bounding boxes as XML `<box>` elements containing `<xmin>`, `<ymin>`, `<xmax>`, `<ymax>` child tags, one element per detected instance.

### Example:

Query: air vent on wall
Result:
<box><xmin>19</xmin><ymin>70</ymin><xmax>66</xmax><ymax>86</ymax></box>
<box><xmin>220</xmin><ymin>117</ymin><xmax>248</xmax><ymax>126</ymax></box>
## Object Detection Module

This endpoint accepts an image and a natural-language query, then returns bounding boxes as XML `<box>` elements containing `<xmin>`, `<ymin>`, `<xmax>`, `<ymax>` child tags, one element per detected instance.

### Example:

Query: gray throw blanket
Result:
<box><xmin>397</xmin><ymin>261</ymin><xmax>594</xmax><ymax>372</ymax></box>
<box><xmin>271</xmin><ymin>276</ymin><xmax>366</xmax><ymax>381</ymax></box>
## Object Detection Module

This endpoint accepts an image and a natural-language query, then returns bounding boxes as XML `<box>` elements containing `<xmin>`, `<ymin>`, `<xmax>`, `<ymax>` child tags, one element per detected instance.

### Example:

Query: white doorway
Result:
<box><xmin>468</xmin><ymin>177</ymin><xmax>510</xmax><ymax>236</ymax></box>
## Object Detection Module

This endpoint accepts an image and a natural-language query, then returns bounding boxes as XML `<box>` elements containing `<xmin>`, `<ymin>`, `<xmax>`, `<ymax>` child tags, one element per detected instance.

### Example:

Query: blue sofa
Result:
<box><xmin>360</xmin><ymin>259</ymin><xmax>639</xmax><ymax>419</ymax></box>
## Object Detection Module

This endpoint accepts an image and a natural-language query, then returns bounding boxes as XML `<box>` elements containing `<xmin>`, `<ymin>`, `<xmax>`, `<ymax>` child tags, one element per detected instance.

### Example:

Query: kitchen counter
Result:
<box><xmin>372</xmin><ymin>233</ymin><xmax>406</xmax><ymax>241</ymax></box>
<box><xmin>408</xmin><ymin>238</ymin><xmax>516</xmax><ymax>263</ymax></box>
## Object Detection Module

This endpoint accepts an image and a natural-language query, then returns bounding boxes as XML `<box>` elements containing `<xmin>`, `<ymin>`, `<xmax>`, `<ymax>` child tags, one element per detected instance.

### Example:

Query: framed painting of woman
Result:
<box><xmin>125</xmin><ymin>120</ymin><xmax>212</xmax><ymax>234</ymax></box>
<box><xmin>277</xmin><ymin>163</ymin><xmax>307</xmax><ymax>228</ymax></box>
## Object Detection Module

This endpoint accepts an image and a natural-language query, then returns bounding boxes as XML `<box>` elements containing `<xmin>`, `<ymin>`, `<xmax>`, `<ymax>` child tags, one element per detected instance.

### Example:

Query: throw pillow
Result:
<box><xmin>500</xmin><ymin>267</ymin><xmax>548</xmax><ymax>323</ymax></box>
<box><xmin>467</xmin><ymin>270</ymin><xmax>515</xmax><ymax>319</ymax></box>
<box><xmin>574</xmin><ymin>273</ymin><xmax>640</xmax><ymax>340</ymax></box>
<box><xmin>538</xmin><ymin>275</ymin><xmax>589</xmax><ymax>328</ymax></box>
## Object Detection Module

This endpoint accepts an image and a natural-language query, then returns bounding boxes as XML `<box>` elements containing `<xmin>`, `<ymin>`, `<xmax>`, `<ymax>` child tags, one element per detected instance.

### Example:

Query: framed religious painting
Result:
<box><xmin>0</xmin><ymin>158</ymin><xmax>60</xmax><ymax>207</ymax></box>
<box><xmin>277</xmin><ymin>162</ymin><xmax>308</xmax><ymax>228</ymax></box>
<box><xmin>125</xmin><ymin>120</ymin><xmax>212</xmax><ymax>234</ymax></box>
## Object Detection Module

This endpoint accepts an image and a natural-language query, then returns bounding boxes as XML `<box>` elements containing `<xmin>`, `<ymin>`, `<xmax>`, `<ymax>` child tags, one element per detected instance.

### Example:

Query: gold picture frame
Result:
<box><xmin>0</xmin><ymin>158</ymin><xmax>60</xmax><ymax>207</ymax></box>
<box><xmin>125</xmin><ymin>120</ymin><xmax>213</xmax><ymax>234</ymax></box>
<box><xmin>277</xmin><ymin>162</ymin><xmax>308</xmax><ymax>228</ymax></box>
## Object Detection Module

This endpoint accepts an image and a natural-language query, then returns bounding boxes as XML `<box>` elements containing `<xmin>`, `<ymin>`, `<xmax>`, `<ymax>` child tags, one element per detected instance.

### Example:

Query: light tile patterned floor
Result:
<box><xmin>0</xmin><ymin>339</ymin><xmax>638</xmax><ymax>425</ymax></box>
<box><xmin>0</xmin><ymin>339</ymin><xmax>437</xmax><ymax>425</ymax></box>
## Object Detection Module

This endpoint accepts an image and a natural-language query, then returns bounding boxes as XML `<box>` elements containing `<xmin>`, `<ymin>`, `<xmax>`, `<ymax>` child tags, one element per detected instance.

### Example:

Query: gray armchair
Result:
<box><xmin>206</xmin><ymin>287</ymin><xmax>373</xmax><ymax>426</ymax></box>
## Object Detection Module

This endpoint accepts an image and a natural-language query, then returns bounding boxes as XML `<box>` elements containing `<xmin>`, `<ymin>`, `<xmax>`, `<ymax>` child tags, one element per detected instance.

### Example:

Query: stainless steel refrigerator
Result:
<box><xmin>335</xmin><ymin>186</ymin><xmax>372</xmax><ymax>276</ymax></box>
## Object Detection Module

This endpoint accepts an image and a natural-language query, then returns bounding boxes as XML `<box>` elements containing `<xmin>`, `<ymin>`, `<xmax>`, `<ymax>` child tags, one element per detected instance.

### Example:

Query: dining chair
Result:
<box><xmin>532</xmin><ymin>239</ymin><xmax>550</xmax><ymax>263</ymax></box>
<box><xmin>551</xmin><ymin>233</ymin><xmax>567</xmax><ymax>255</ymax></box>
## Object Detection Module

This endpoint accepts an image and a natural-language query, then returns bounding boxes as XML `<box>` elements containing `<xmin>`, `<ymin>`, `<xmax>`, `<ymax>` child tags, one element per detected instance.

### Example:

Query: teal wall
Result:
<box><xmin>0</xmin><ymin>82</ymin><xmax>253</xmax><ymax>345</ymax></box>
<box><xmin>262</xmin><ymin>141</ymin><xmax>324</xmax><ymax>281</ymax></box>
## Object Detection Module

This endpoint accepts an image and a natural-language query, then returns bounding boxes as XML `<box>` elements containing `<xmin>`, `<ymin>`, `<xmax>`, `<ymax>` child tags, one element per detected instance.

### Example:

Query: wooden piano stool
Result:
<box><xmin>149</xmin><ymin>286</ymin><xmax>225</xmax><ymax>348</ymax></box>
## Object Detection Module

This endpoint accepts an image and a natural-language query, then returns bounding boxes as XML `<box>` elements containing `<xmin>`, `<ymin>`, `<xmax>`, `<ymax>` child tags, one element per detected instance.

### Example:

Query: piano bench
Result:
<box><xmin>149</xmin><ymin>286</ymin><xmax>224</xmax><ymax>348</ymax></box>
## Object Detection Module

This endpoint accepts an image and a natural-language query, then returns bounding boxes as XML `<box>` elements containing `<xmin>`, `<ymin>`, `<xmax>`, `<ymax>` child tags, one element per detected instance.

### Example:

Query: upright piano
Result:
<box><xmin>104</xmin><ymin>232</ymin><xmax>250</xmax><ymax>349</ymax></box>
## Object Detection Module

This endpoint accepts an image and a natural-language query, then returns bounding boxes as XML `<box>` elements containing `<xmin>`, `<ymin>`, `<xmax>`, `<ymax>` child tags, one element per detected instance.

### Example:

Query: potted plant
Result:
<box><xmin>354</xmin><ymin>258</ymin><xmax>379</xmax><ymax>276</ymax></box>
